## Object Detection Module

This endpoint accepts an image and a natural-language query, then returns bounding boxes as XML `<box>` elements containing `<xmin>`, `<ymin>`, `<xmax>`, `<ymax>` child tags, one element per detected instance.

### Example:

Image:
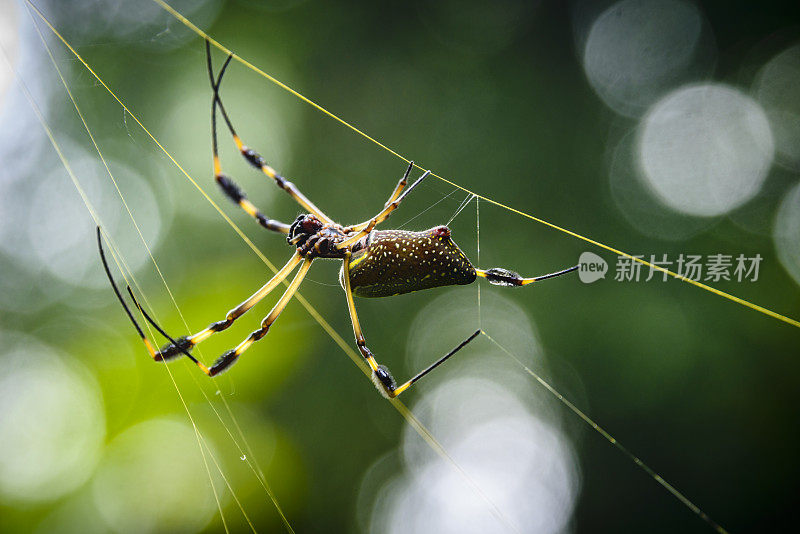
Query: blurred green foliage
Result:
<box><xmin>1</xmin><ymin>1</ymin><xmax>800</xmax><ymax>533</ymax></box>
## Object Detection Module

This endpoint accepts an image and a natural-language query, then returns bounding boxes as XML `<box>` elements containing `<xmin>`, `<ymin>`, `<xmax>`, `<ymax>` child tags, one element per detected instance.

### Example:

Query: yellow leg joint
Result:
<box><xmin>233</xmin><ymin>134</ymin><xmax>244</xmax><ymax>151</ymax></box>
<box><xmin>392</xmin><ymin>381</ymin><xmax>411</xmax><ymax>397</ymax></box>
<box><xmin>143</xmin><ymin>338</ymin><xmax>156</xmax><ymax>358</ymax></box>
<box><xmin>240</xmin><ymin>199</ymin><xmax>258</xmax><ymax>217</ymax></box>
<box><xmin>189</xmin><ymin>329</ymin><xmax>214</xmax><ymax>345</ymax></box>
<box><xmin>261</xmin><ymin>164</ymin><xmax>277</xmax><ymax>179</ymax></box>
<box><xmin>234</xmin><ymin>337</ymin><xmax>255</xmax><ymax>357</ymax></box>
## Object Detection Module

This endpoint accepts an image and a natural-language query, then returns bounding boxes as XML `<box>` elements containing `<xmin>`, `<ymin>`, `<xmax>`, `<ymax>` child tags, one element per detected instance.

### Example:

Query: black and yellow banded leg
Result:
<box><xmin>228</xmin><ymin>135</ymin><xmax>332</xmax><ymax>224</ymax></box>
<box><xmin>213</xmin><ymin>161</ymin><xmax>292</xmax><ymax>234</ymax></box>
<box><xmin>205</xmin><ymin>41</ymin><xmax>332</xmax><ymax>225</ymax></box>
<box><xmin>342</xmin><ymin>251</ymin><xmax>379</xmax><ymax>371</ymax></box>
<box><xmin>342</xmin><ymin>251</ymin><xmax>480</xmax><ymax>398</ymax></box>
<box><xmin>476</xmin><ymin>264</ymin><xmax>579</xmax><ymax>286</ymax></box>
<box><xmin>348</xmin><ymin>161</ymin><xmax>415</xmax><ymax>233</ymax></box>
<box><xmin>153</xmin><ymin>252</ymin><xmax>303</xmax><ymax>361</ymax></box>
<box><xmin>338</xmin><ymin>169</ymin><xmax>432</xmax><ymax>250</ymax></box>
<box><xmin>207</xmin><ymin>49</ymin><xmax>291</xmax><ymax>234</ymax></box>
<box><xmin>97</xmin><ymin>228</ymin><xmax>211</xmax><ymax>376</ymax></box>
<box><xmin>384</xmin><ymin>160</ymin><xmax>415</xmax><ymax>206</ymax></box>
<box><xmin>207</xmin><ymin>257</ymin><xmax>313</xmax><ymax>376</ymax></box>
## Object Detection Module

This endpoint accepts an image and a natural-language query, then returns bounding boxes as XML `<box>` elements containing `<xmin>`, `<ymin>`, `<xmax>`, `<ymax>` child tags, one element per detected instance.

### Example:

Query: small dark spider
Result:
<box><xmin>98</xmin><ymin>42</ymin><xmax>577</xmax><ymax>399</ymax></box>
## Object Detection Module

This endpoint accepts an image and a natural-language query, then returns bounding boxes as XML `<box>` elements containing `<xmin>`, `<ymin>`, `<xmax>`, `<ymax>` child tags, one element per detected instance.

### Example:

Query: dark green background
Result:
<box><xmin>2</xmin><ymin>0</ymin><xmax>799</xmax><ymax>532</ymax></box>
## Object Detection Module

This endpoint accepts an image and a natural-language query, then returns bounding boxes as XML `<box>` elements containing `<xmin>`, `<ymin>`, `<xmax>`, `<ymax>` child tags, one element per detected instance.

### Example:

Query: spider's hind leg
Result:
<box><xmin>368</xmin><ymin>331</ymin><xmax>481</xmax><ymax>399</ymax></box>
<box><xmin>476</xmin><ymin>264</ymin><xmax>579</xmax><ymax>286</ymax></box>
<box><xmin>383</xmin><ymin>160</ymin><xmax>415</xmax><ymax>207</ymax></box>
<box><xmin>342</xmin><ymin>250</ymin><xmax>480</xmax><ymax>398</ymax></box>
<box><xmin>337</xmin><ymin>167</ymin><xmax>431</xmax><ymax>250</ymax></box>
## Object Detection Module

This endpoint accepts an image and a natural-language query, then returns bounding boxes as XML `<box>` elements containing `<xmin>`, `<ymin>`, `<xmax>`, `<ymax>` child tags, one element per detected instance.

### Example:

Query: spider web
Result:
<box><xmin>155</xmin><ymin>0</ymin><xmax>800</xmax><ymax>331</ymax></box>
<box><xmin>13</xmin><ymin>0</ymin><xmax>800</xmax><ymax>532</ymax></box>
<box><xmin>15</xmin><ymin>3</ymin><xmax>723</xmax><ymax>532</ymax></box>
<box><xmin>18</xmin><ymin>3</ymin><xmax>517</xmax><ymax>533</ymax></box>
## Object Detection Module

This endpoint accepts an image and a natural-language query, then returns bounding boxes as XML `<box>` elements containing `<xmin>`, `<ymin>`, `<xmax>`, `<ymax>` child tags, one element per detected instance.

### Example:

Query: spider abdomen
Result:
<box><xmin>342</xmin><ymin>226</ymin><xmax>476</xmax><ymax>298</ymax></box>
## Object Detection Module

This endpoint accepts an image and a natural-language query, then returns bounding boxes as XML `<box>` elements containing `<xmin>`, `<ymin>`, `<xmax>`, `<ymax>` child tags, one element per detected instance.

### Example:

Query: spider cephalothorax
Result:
<box><xmin>288</xmin><ymin>214</ymin><xmax>349</xmax><ymax>259</ymax></box>
<box><xmin>99</xmin><ymin>41</ymin><xmax>578</xmax><ymax>396</ymax></box>
<box><xmin>287</xmin><ymin>213</ymin><xmax>324</xmax><ymax>245</ymax></box>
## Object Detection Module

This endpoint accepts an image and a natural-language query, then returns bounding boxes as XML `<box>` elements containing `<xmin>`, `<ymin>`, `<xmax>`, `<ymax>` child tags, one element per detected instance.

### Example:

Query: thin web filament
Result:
<box><xmin>22</xmin><ymin>5</ymin><xmax>286</xmax><ymax>532</ymax></box>
<box><xmin>23</xmin><ymin>1</ymin><xmax>516</xmax><ymax>531</ymax></box>
<box><xmin>2</xmin><ymin>46</ymin><xmax>234</xmax><ymax>532</ymax></box>
<box><xmin>150</xmin><ymin>0</ymin><xmax>799</xmax><ymax>331</ymax></box>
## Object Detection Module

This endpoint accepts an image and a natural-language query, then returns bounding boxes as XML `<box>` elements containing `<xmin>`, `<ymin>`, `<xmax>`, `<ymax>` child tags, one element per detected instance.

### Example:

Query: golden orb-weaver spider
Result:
<box><xmin>98</xmin><ymin>41</ymin><xmax>578</xmax><ymax>399</ymax></box>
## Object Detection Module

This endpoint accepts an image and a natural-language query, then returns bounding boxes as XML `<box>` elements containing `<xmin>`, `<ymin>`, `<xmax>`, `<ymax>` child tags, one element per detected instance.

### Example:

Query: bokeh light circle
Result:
<box><xmin>373</xmin><ymin>378</ymin><xmax>578</xmax><ymax>534</ymax></box>
<box><xmin>638</xmin><ymin>83</ymin><xmax>774</xmax><ymax>216</ymax></box>
<box><xmin>583</xmin><ymin>0</ymin><xmax>715</xmax><ymax>117</ymax></box>
<box><xmin>43</xmin><ymin>0</ymin><xmax>223</xmax><ymax>51</ymax></box>
<box><xmin>609</xmin><ymin>130</ymin><xmax>714</xmax><ymax>240</ymax></box>
<box><xmin>406</xmin><ymin>289</ymin><xmax>540</xmax><ymax>377</ymax></box>
<box><xmin>364</xmin><ymin>288</ymin><xmax>579</xmax><ymax>533</ymax></box>
<box><xmin>0</xmin><ymin>0</ymin><xmax>19</xmax><ymax>106</ymax></box>
<box><xmin>26</xmin><ymin>151</ymin><xmax>165</xmax><ymax>288</ymax></box>
<box><xmin>755</xmin><ymin>43</ymin><xmax>800</xmax><ymax>170</ymax></box>
<box><xmin>774</xmin><ymin>181</ymin><xmax>800</xmax><ymax>287</ymax></box>
<box><xmin>0</xmin><ymin>332</ymin><xmax>105</xmax><ymax>504</ymax></box>
<box><xmin>92</xmin><ymin>418</ymin><xmax>222</xmax><ymax>534</ymax></box>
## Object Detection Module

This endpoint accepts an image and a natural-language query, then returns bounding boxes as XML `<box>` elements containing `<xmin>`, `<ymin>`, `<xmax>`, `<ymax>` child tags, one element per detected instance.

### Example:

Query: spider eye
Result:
<box><xmin>301</xmin><ymin>216</ymin><xmax>322</xmax><ymax>233</ymax></box>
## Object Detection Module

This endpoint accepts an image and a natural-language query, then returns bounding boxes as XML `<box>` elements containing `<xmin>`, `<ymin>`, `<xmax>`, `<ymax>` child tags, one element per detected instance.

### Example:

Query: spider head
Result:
<box><xmin>288</xmin><ymin>214</ymin><xmax>324</xmax><ymax>246</ymax></box>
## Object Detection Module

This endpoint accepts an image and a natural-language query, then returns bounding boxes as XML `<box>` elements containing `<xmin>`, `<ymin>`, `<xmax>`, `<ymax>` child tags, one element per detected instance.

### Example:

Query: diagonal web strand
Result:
<box><xmin>23</xmin><ymin>1</ymin><xmax>517</xmax><ymax>531</ymax></box>
<box><xmin>1</xmin><ymin>44</ymin><xmax>234</xmax><ymax>533</ymax></box>
<box><xmin>149</xmin><ymin>0</ymin><xmax>799</xmax><ymax>331</ymax></box>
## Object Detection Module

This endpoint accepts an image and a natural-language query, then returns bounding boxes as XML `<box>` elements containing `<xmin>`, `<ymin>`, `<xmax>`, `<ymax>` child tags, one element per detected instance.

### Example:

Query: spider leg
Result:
<box><xmin>97</xmin><ymin>228</ymin><xmax>210</xmax><ymax>375</ymax></box>
<box><xmin>342</xmin><ymin>251</ymin><xmax>480</xmax><ymax>398</ymax></box>
<box><xmin>384</xmin><ymin>160</ymin><xmax>415</xmax><ymax>206</ymax></box>
<box><xmin>207</xmin><ymin>46</ymin><xmax>291</xmax><ymax>234</ymax></box>
<box><xmin>337</xmin><ymin>168</ymin><xmax>431</xmax><ymax>249</ymax></box>
<box><xmin>348</xmin><ymin>160</ymin><xmax>415</xmax><ymax>233</ymax></box>
<box><xmin>205</xmin><ymin>258</ymin><xmax>313</xmax><ymax>376</ymax></box>
<box><xmin>206</xmin><ymin>41</ymin><xmax>332</xmax><ymax>224</ymax></box>
<box><xmin>151</xmin><ymin>252</ymin><xmax>304</xmax><ymax>360</ymax></box>
<box><xmin>476</xmin><ymin>264</ymin><xmax>579</xmax><ymax>286</ymax></box>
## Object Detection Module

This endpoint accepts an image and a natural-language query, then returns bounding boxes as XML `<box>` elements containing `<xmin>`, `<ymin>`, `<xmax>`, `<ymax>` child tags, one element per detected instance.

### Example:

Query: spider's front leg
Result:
<box><xmin>130</xmin><ymin>255</ymin><xmax>309</xmax><ymax>376</ymax></box>
<box><xmin>152</xmin><ymin>252</ymin><xmax>304</xmax><ymax>361</ymax></box>
<box><xmin>99</xmin><ymin>225</ymin><xmax>313</xmax><ymax>377</ymax></box>
<box><xmin>342</xmin><ymin>250</ymin><xmax>479</xmax><ymax>398</ymax></box>
<box><xmin>336</xmin><ymin>168</ymin><xmax>431</xmax><ymax>250</ymax></box>
<box><xmin>206</xmin><ymin>41</ymin><xmax>332</xmax><ymax>225</ymax></box>
<box><xmin>204</xmin><ymin>257</ymin><xmax>313</xmax><ymax>376</ymax></box>
<box><xmin>207</xmin><ymin>50</ymin><xmax>292</xmax><ymax>235</ymax></box>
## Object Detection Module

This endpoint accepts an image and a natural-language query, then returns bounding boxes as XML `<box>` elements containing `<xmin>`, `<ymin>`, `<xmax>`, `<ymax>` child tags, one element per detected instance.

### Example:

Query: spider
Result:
<box><xmin>98</xmin><ymin>41</ymin><xmax>578</xmax><ymax>399</ymax></box>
